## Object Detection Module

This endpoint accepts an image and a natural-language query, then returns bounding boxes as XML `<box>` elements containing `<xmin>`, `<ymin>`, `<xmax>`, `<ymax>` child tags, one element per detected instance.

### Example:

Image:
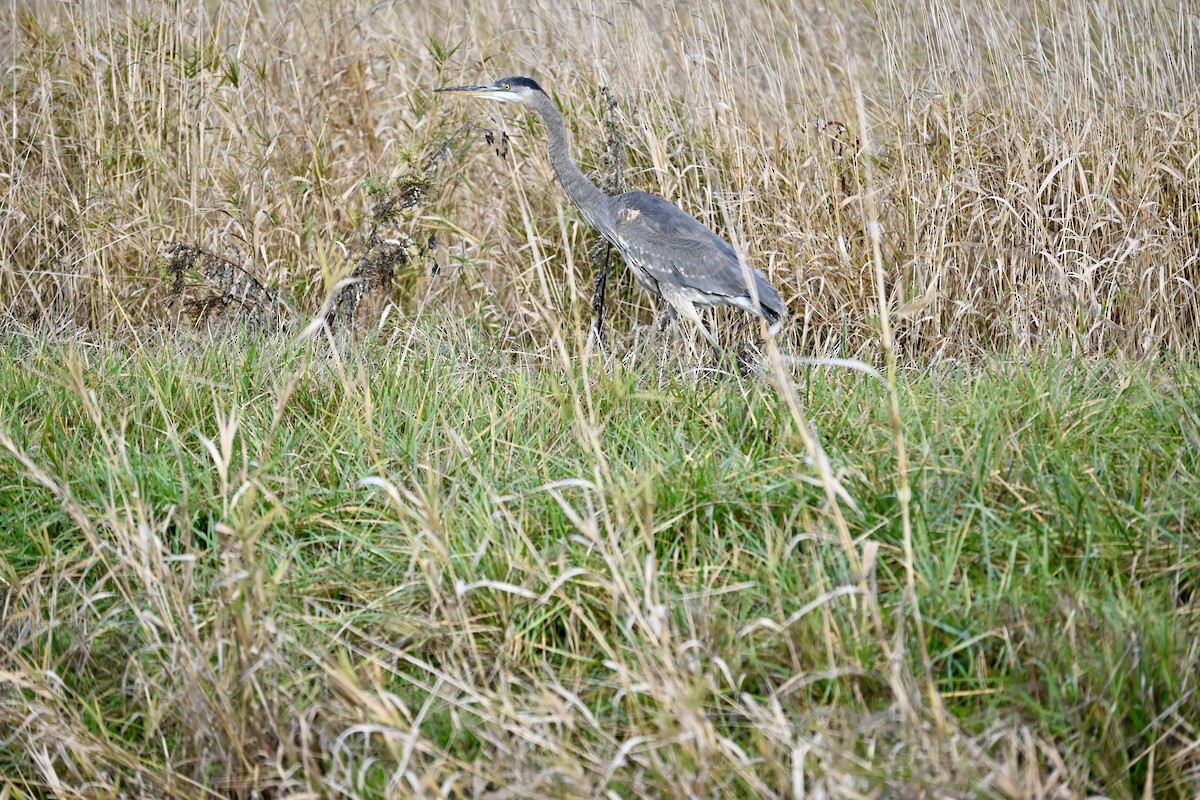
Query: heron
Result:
<box><xmin>435</xmin><ymin>76</ymin><xmax>787</xmax><ymax>349</ymax></box>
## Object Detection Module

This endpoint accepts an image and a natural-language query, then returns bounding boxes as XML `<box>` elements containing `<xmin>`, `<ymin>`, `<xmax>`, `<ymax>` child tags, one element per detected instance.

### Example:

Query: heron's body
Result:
<box><xmin>435</xmin><ymin>76</ymin><xmax>787</xmax><ymax>345</ymax></box>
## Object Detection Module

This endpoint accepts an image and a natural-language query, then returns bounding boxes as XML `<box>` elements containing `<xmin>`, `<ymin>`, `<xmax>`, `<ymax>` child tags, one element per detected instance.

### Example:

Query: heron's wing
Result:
<box><xmin>612</xmin><ymin>192</ymin><xmax>785</xmax><ymax>315</ymax></box>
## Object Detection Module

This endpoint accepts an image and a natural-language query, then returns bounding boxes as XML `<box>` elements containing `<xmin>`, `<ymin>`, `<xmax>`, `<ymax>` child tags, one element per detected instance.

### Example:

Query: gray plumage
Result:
<box><xmin>435</xmin><ymin>75</ymin><xmax>787</xmax><ymax>346</ymax></box>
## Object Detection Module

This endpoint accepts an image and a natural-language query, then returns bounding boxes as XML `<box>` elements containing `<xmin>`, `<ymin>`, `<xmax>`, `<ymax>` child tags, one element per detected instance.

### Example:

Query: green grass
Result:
<box><xmin>2</xmin><ymin>325</ymin><xmax>1197</xmax><ymax>797</ymax></box>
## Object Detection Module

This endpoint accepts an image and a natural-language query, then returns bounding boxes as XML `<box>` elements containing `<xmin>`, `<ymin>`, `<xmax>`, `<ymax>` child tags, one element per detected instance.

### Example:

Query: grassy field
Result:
<box><xmin>2</xmin><ymin>0</ymin><xmax>1199</xmax><ymax>797</ymax></box>
<box><xmin>2</xmin><ymin>331</ymin><xmax>1197</xmax><ymax>797</ymax></box>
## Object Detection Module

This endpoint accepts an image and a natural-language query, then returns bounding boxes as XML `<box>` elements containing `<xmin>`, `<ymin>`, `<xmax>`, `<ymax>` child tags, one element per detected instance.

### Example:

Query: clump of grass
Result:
<box><xmin>323</xmin><ymin>123</ymin><xmax>506</xmax><ymax>337</ymax></box>
<box><xmin>163</xmin><ymin>242</ymin><xmax>285</xmax><ymax>333</ymax></box>
<box><xmin>325</xmin><ymin>147</ymin><xmax>438</xmax><ymax>335</ymax></box>
<box><xmin>162</xmin><ymin>138</ymin><xmax>462</xmax><ymax>340</ymax></box>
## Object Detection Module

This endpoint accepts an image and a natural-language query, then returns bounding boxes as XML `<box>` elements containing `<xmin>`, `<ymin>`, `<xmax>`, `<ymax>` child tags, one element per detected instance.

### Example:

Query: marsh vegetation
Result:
<box><xmin>1</xmin><ymin>0</ymin><xmax>1198</xmax><ymax>796</ymax></box>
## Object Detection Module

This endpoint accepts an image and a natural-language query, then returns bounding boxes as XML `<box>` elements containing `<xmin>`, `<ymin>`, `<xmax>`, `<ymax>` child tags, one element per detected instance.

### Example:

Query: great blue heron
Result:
<box><xmin>435</xmin><ymin>76</ymin><xmax>787</xmax><ymax>348</ymax></box>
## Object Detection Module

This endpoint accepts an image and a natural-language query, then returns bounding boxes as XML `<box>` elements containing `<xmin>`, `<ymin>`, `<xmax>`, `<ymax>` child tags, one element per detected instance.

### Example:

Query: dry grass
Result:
<box><xmin>2</xmin><ymin>0</ymin><xmax>1199</xmax><ymax>797</ymax></box>
<box><xmin>2</xmin><ymin>0</ymin><xmax>1196</xmax><ymax>354</ymax></box>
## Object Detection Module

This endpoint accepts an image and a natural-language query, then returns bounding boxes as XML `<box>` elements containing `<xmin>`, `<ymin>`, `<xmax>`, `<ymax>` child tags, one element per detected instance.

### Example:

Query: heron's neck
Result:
<box><xmin>531</xmin><ymin>96</ymin><xmax>614</xmax><ymax>234</ymax></box>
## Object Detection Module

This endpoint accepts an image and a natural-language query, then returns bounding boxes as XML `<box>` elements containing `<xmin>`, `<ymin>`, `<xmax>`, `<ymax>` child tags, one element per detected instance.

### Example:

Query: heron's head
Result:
<box><xmin>434</xmin><ymin>75</ymin><xmax>547</xmax><ymax>106</ymax></box>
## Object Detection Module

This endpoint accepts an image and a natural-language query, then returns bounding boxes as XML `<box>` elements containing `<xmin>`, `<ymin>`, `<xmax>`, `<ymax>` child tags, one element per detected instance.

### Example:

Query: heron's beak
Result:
<box><xmin>434</xmin><ymin>84</ymin><xmax>498</xmax><ymax>96</ymax></box>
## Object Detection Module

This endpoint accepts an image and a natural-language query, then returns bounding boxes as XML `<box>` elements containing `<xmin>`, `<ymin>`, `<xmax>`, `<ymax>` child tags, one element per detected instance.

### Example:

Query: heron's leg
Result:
<box><xmin>657</xmin><ymin>304</ymin><xmax>678</xmax><ymax>334</ymax></box>
<box><xmin>643</xmin><ymin>304</ymin><xmax>677</xmax><ymax>366</ymax></box>
<box><xmin>591</xmin><ymin>240</ymin><xmax>616</xmax><ymax>347</ymax></box>
<box><xmin>674</xmin><ymin>302</ymin><xmax>745</xmax><ymax>375</ymax></box>
<box><xmin>625</xmin><ymin>302</ymin><xmax>672</xmax><ymax>368</ymax></box>
<box><xmin>671</xmin><ymin>300</ymin><xmax>722</xmax><ymax>354</ymax></box>
<box><xmin>695</xmin><ymin>322</ymin><xmax>721</xmax><ymax>351</ymax></box>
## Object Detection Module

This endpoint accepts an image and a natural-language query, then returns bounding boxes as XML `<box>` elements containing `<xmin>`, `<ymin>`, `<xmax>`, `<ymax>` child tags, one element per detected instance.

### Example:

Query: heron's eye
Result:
<box><xmin>503</xmin><ymin>83</ymin><xmax>511</xmax><ymax>90</ymax></box>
